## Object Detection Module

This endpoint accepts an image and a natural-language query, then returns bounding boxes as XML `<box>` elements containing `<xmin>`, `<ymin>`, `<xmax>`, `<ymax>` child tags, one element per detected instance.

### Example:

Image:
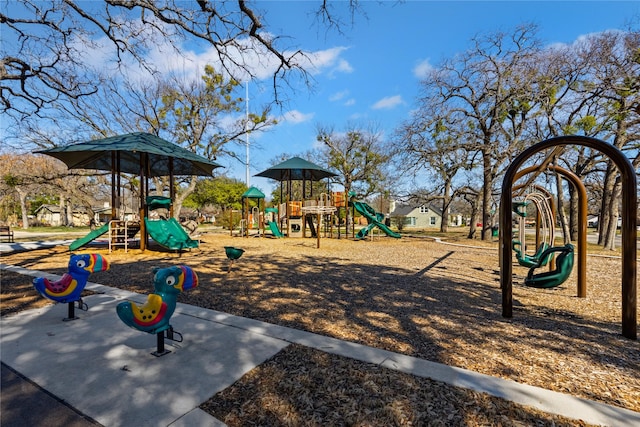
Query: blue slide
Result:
<box><xmin>351</xmin><ymin>201</ymin><xmax>401</xmax><ymax>239</ymax></box>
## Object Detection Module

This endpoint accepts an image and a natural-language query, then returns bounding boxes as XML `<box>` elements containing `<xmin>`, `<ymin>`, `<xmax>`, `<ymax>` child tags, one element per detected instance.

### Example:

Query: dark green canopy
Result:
<box><xmin>255</xmin><ymin>156</ymin><xmax>337</xmax><ymax>181</ymax></box>
<box><xmin>242</xmin><ymin>186</ymin><xmax>266</xmax><ymax>199</ymax></box>
<box><xmin>36</xmin><ymin>132</ymin><xmax>222</xmax><ymax>177</ymax></box>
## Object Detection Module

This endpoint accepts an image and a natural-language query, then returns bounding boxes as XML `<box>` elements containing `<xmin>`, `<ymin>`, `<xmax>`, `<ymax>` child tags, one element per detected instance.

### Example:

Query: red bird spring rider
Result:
<box><xmin>33</xmin><ymin>253</ymin><xmax>110</xmax><ymax>321</ymax></box>
<box><xmin>116</xmin><ymin>265</ymin><xmax>198</xmax><ymax>356</ymax></box>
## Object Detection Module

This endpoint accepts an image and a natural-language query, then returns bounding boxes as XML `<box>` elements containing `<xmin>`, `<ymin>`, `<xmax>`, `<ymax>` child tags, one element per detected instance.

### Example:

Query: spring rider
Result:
<box><xmin>33</xmin><ymin>253</ymin><xmax>110</xmax><ymax>321</ymax></box>
<box><xmin>116</xmin><ymin>265</ymin><xmax>198</xmax><ymax>356</ymax></box>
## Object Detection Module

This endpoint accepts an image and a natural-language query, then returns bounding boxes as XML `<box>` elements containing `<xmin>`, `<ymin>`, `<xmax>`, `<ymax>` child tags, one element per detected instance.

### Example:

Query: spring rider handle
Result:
<box><xmin>116</xmin><ymin>265</ymin><xmax>198</xmax><ymax>356</ymax></box>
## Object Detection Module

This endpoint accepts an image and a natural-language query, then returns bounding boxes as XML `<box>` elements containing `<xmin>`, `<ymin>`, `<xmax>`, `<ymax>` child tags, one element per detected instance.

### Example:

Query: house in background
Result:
<box><xmin>389</xmin><ymin>201</ymin><xmax>443</xmax><ymax>229</ymax></box>
<box><xmin>389</xmin><ymin>201</ymin><xmax>465</xmax><ymax>229</ymax></box>
<box><xmin>33</xmin><ymin>202</ymin><xmax>128</xmax><ymax>226</ymax></box>
<box><xmin>34</xmin><ymin>204</ymin><xmax>63</xmax><ymax>226</ymax></box>
<box><xmin>34</xmin><ymin>204</ymin><xmax>92</xmax><ymax>227</ymax></box>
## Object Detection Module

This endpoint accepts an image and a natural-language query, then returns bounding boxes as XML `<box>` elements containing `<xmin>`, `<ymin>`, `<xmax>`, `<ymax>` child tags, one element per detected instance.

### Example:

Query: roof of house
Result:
<box><xmin>391</xmin><ymin>203</ymin><xmax>443</xmax><ymax>217</ymax></box>
<box><xmin>34</xmin><ymin>204</ymin><xmax>62</xmax><ymax>214</ymax></box>
<box><xmin>35</xmin><ymin>204</ymin><xmax>114</xmax><ymax>214</ymax></box>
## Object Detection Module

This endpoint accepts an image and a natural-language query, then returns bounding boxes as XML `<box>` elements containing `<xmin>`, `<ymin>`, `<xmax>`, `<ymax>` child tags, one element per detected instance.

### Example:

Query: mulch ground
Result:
<box><xmin>1</xmin><ymin>231</ymin><xmax>638</xmax><ymax>426</ymax></box>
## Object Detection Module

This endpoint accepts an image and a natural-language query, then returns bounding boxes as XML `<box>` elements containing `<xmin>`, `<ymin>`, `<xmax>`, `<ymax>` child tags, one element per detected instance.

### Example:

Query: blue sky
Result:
<box><xmin>220</xmin><ymin>1</ymin><xmax>639</xmax><ymax>194</ymax></box>
<box><xmin>5</xmin><ymin>1</ymin><xmax>638</xmax><ymax>196</ymax></box>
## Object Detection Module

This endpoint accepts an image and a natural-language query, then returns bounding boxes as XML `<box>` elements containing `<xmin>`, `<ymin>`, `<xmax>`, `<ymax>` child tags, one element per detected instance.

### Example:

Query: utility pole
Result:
<box><xmin>245</xmin><ymin>81</ymin><xmax>250</xmax><ymax>187</ymax></box>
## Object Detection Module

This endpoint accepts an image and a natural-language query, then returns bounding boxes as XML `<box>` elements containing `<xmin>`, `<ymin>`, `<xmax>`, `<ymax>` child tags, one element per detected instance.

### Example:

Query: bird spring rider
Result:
<box><xmin>33</xmin><ymin>253</ymin><xmax>110</xmax><ymax>321</ymax></box>
<box><xmin>116</xmin><ymin>265</ymin><xmax>198</xmax><ymax>356</ymax></box>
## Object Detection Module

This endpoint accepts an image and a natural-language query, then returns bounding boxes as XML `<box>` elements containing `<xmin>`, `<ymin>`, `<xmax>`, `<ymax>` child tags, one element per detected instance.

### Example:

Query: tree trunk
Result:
<box><xmin>481</xmin><ymin>157</ymin><xmax>492</xmax><ymax>241</ymax></box>
<box><xmin>172</xmin><ymin>176</ymin><xmax>198</xmax><ymax>220</ymax></box>
<box><xmin>59</xmin><ymin>194</ymin><xmax>68</xmax><ymax>226</ymax></box>
<box><xmin>467</xmin><ymin>191</ymin><xmax>482</xmax><ymax>239</ymax></box>
<box><xmin>568</xmin><ymin>185</ymin><xmax>579</xmax><ymax>242</ymax></box>
<box><xmin>66</xmin><ymin>197</ymin><xmax>74</xmax><ymax>226</ymax></box>
<box><xmin>16</xmin><ymin>187</ymin><xmax>29</xmax><ymax>229</ymax></box>
<box><xmin>598</xmin><ymin>161</ymin><xmax>617</xmax><ymax>246</ymax></box>
<box><xmin>603</xmin><ymin>178</ymin><xmax>622</xmax><ymax>250</ymax></box>
<box><xmin>440</xmin><ymin>180</ymin><xmax>451</xmax><ymax>233</ymax></box>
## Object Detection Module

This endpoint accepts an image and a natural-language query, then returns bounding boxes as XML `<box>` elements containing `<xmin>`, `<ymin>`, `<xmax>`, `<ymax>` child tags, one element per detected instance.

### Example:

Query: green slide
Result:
<box><xmin>144</xmin><ymin>217</ymin><xmax>199</xmax><ymax>250</ymax></box>
<box><xmin>351</xmin><ymin>201</ymin><xmax>401</xmax><ymax>239</ymax></box>
<box><xmin>267</xmin><ymin>221</ymin><xmax>284</xmax><ymax>238</ymax></box>
<box><xmin>69</xmin><ymin>223</ymin><xmax>110</xmax><ymax>251</ymax></box>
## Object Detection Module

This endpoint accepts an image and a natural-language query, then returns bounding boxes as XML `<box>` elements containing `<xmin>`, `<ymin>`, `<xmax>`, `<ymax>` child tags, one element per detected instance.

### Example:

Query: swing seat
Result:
<box><xmin>512</xmin><ymin>241</ymin><xmax>553</xmax><ymax>268</ymax></box>
<box><xmin>524</xmin><ymin>244</ymin><xmax>574</xmax><ymax>289</ymax></box>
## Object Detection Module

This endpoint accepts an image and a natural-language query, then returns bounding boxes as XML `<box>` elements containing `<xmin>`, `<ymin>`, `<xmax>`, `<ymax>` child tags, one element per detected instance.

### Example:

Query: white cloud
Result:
<box><xmin>371</xmin><ymin>95</ymin><xmax>403</xmax><ymax>110</ymax></box>
<box><xmin>329</xmin><ymin>90</ymin><xmax>356</xmax><ymax>107</ymax></box>
<box><xmin>281</xmin><ymin>109</ymin><xmax>314</xmax><ymax>124</ymax></box>
<box><xmin>547</xmin><ymin>29</ymin><xmax>623</xmax><ymax>51</ymax></box>
<box><xmin>413</xmin><ymin>58</ymin><xmax>434</xmax><ymax>79</ymax></box>
<box><xmin>85</xmin><ymin>17</ymin><xmax>353</xmax><ymax>84</ymax></box>
<box><xmin>305</xmin><ymin>46</ymin><xmax>353</xmax><ymax>76</ymax></box>
<box><xmin>334</xmin><ymin>58</ymin><xmax>354</xmax><ymax>74</ymax></box>
<box><xmin>329</xmin><ymin>90</ymin><xmax>349</xmax><ymax>102</ymax></box>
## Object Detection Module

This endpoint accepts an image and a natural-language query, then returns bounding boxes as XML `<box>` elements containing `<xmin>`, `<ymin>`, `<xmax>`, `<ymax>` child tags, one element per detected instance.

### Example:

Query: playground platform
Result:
<box><xmin>1</xmin><ymin>242</ymin><xmax>639</xmax><ymax>426</ymax></box>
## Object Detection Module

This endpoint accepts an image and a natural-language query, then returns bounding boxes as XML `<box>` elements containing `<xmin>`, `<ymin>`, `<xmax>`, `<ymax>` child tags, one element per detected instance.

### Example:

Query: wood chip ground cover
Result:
<box><xmin>1</xmin><ymin>232</ymin><xmax>638</xmax><ymax>426</ymax></box>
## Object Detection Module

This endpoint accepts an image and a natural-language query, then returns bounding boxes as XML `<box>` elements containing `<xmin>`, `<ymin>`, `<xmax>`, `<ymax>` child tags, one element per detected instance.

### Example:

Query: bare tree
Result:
<box><xmin>395</xmin><ymin>106</ymin><xmax>471</xmax><ymax>233</ymax></box>
<box><xmin>588</xmin><ymin>31</ymin><xmax>640</xmax><ymax>249</ymax></box>
<box><xmin>316</xmin><ymin>122</ymin><xmax>395</xmax><ymax>234</ymax></box>
<box><xmin>1</xmin><ymin>0</ymin><xmax>359</xmax><ymax>122</ymax></box>
<box><xmin>0</xmin><ymin>153</ymin><xmax>105</xmax><ymax>228</ymax></box>
<box><xmin>403</xmin><ymin>24</ymin><xmax>542</xmax><ymax>240</ymax></box>
<box><xmin>159</xmin><ymin>65</ymin><xmax>274</xmax><ymax>218</ymax></box>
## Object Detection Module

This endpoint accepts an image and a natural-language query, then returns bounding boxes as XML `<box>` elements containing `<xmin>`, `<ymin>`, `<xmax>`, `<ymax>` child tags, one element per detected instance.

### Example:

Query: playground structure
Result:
<box><xmin>300</xmin><ymin>193</ymin><xmax>337</xmax><ymax>248</ymax></box>
<box><xmin>69</xmin><ymin>219</ymin><xmax>141</xmax><ymax>252</ymax></box>
<box><xmin>254</xmin><ymin>157</ymin><xmax>401</xmax><ymax>244</ymax></box>
<box><xmin>269</xmin><ymin>194</ymin><xmax>337</xmax><ymax>245</ymax></box>
<box><xmin>33</xmin><ymin>253</ymin><xmax>110</xmax><ymax>321</ymax></box>
<box><xmin>38</xmin><ymin>132</ymin><xmax>221</xmax><ymax>252</ymax></box>
<box><xmin>261</xmin><ymin>192</ymin><xmax>402</xmax><ymax>244</ymax></box>
<box><xmin>351</xmin><ymin>198</ymin><xmax>401</xmax><ymax>240</ymax></box>
<box><xmin>255</xmin><ymin>156</ymin><xmax>340</xmax><ymax>245</ymax></box>
<box><xmin>144</xmin><ymin>196</ymin><xmax>199</xmax><ymax>251</ymax></box>
<box><xmin>264</xmin><ymin>207</ymin><xmax>283</xmax><ymax>238</ymax></box>
<box><xmin>240</xmin><ymin>187</ymin><xmax>266</xmax><ymax>237</ymax></box>
<box><xmin>500</xmin><ymin>135</ymin><xmax>637</xmax><ymax>340</ymax></box>
<box><xmin>116</xmin><ymin>264</ymin><xmax>199</xmax><ymax>356</ymax></box>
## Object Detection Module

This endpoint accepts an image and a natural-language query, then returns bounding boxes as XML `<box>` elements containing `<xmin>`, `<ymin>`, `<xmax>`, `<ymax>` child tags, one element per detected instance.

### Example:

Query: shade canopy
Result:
<box><xmin>255</xmin><ymin>156</ymin><xmax>337</xmax><ymax>181</ymax></box>
<box><xmin>242</xmin><ymin>186</ymin><xmax>266</xmax><ymax>199</ymax></box>
<box><xmin>36</xmin><ymin>132</ymin><xmax>222</xmax><ymax>177</ymax></box>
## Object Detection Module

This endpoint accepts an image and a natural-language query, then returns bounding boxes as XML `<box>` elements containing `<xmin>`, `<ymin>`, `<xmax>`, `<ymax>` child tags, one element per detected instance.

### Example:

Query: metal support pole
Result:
<box><xmin>152</xmin><ymin>331</ymin><xmax>171</xmax><ymax>357</ymax></box>
<box><xmin>63</xmin><ymin>301</ymin><xmax>77</xmax><ymax>321</ymax></box>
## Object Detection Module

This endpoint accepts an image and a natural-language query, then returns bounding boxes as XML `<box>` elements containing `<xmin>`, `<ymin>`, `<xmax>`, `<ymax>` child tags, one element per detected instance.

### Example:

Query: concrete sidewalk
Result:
<box><xmin>2</xmin><ymin>263</ymin><xmax>640</xmax><ymax>426</ymax></box>
<box><xmin>0</xmin><ymin>240</ymin><xmax>75</xmax><ymax>254</ymax></box>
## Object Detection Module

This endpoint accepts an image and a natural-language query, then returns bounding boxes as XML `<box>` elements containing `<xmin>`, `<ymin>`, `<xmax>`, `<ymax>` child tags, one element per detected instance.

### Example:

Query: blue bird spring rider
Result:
<box><xmin>33</xmin><ymin>253</ymin><xmax>110</xmax><ymax>321</ymax></box>
<box><xmin>116</xmin><ymin>265</ymin><xmax>198</xmax><ymax>356</ymax></box>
